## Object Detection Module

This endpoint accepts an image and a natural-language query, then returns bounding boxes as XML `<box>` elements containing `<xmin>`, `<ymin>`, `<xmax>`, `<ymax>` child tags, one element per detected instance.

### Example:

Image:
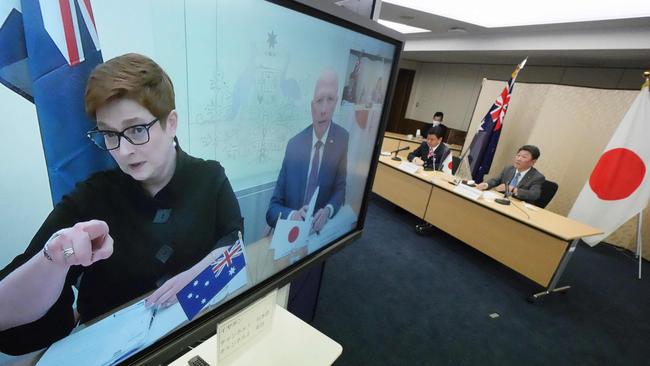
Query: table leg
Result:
<box><xmin>527</xmin><ymin>238</ymin><xmax>579</xmax><ymax>303</ymax></box>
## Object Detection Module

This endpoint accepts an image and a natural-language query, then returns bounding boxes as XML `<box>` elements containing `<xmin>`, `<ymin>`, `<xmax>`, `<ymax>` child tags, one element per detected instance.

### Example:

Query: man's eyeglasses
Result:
<box><xmin>87</xmin><ymin>118</ymin><xmax>159</xmax><ymax>151</ymax></box>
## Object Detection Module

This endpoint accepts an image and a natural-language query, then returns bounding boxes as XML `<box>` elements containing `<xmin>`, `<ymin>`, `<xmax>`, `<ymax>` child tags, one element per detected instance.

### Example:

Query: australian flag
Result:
<box><xmin>466</xmin><ymin>58</ymin><xmax>527</xmax><ymax>183</ymax></box>
<box><xmin>0</xmin><ymin>0</ymin><xmax>115</xmax><ymax>204</ymax></box>
<box><xmin>177</xmin><ymin>239</ymin><xmax>248</xmax><ymax>320</ymax></box>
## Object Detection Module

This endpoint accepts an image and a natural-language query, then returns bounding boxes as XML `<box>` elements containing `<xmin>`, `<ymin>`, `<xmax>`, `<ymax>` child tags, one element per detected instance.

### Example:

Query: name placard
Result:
<box><xmin>398</xmin><ymin>162</ymin><xmax>419</xmax><ymax>175</ymax></box>
<box><xmin>216</xmin><ymin>289</ymin><xmax>277</xmax><ymax>365</ymax></box>
<box><xmin>453</xmin><ymin>184</ymin><xmax>483</xmax><ymax>201</ymax></box>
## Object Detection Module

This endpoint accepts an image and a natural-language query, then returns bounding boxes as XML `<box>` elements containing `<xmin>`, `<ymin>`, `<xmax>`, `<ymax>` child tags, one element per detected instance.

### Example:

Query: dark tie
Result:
<box><xmin>304</xmin><ymin>140</ymin><xmax>323</xmax><ymax>205</ymax></box>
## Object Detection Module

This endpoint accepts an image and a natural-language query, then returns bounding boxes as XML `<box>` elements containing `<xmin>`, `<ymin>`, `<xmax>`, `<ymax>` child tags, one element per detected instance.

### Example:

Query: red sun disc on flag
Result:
<box><xmin>447</xmin><ymin>161</ymin><xmax>453</xmax><ymax>170</ymax></box>
<box><xmin>589</xmin><ymin>148</ymin><xmax>645</xmax><ymax>201</ymax></box>
<box><xmin>288</xmin><ymin>226</ymin><xmax>300</xmax><ymax>243</ymax></box>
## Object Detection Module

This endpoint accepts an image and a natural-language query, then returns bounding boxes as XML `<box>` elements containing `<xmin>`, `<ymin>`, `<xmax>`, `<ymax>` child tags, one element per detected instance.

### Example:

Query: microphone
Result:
<box><xmin>495</xmin><ymin>169</ymin><xmax>517</xmax><ymax>205</ymax></box>
<box><xmin>390</xmin><ymin>146</ymin><xmax>410</xmax><ymax>161</ymax></box>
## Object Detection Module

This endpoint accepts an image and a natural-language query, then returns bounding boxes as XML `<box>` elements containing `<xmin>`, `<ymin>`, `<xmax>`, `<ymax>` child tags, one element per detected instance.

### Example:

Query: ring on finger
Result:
<box><xmin>62</xmin><ymin>247</ymin><xmax>75</xmax><ymax>258</ymax></box>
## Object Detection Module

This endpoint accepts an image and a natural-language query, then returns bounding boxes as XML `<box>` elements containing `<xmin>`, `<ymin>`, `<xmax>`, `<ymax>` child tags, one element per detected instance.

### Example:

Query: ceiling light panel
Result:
<box><xmin>383</xmin><ymin>0</ymin><xmax>650</xmax><ymax>28</ymax></box>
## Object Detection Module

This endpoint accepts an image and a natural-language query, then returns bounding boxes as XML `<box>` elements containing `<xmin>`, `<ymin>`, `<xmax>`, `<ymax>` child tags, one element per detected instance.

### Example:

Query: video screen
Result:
<box><xmin>0</xmin><ymin>0</ymin><xmax>397</xmax><ymax>364</ymax></box>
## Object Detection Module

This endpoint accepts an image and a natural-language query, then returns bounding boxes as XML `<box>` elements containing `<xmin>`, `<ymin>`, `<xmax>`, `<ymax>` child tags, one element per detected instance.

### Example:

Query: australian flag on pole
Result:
<box><xmin>177</xmin><ymin>238</ymin><xmax>248</xmax><ymax>320</ymax></box>
<box><xmin>0</xmin><ymin>0</ymin><xmax>115</xmax><ymax>204</ymax></box>
<box><xmin>466</xmin><ymin>58</ymin><xmax>527</xmax><ymax>183</ymax></box>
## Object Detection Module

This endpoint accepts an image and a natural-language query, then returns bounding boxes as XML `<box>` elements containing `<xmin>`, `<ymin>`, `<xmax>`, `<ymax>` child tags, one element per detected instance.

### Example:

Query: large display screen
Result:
<box><xmin>0</xmin><ymin>0</ymin><xmax>399</xmax><ymax>364</ymax></box>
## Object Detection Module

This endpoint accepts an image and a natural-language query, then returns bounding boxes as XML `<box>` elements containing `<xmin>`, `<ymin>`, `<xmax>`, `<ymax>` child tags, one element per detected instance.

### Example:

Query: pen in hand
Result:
<box><xmin>148</xmin><ymin>306</ymin><xmax>158</xmax><ymax>330</ymax></box>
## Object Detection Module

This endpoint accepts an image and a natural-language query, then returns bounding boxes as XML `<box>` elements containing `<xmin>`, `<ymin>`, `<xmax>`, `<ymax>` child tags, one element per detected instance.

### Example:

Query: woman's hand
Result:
<box><xmin>47</xmin><ymin>220</ymin><xmax>113</xmax><ymax>267</ymax></box>
<box><xmin>145</xmin><ymin>270</ymin><xmax>196</xmax><ymax>308</ymax></box>
<box><xmin>146</xmin><ymin>246</ymin><xmax>229</xmax><ymax>308</ymax></box>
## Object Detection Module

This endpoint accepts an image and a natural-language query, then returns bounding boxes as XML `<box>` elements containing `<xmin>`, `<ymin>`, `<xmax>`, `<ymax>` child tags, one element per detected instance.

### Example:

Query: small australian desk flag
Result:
<box><xmin>177</xmin><ymin>235</ymin><xmax>247</xmax><ymax>320</ymax></box>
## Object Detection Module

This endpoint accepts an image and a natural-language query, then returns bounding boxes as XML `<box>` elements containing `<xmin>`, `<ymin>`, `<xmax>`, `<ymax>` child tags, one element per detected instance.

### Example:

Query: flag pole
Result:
<box><xmin>636</xmin><ymin>211</ymin><xmax>643</xmax><ymax>279</ymax></box>
<box><xmin>638</xmin><ymin>71</ymin><xmax>649</xmax><ymax>280</ymax></box>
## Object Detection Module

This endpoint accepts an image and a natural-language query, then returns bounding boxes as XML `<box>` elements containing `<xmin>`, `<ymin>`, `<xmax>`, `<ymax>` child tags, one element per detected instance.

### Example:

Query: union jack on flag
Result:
<box><xmin>211</xmin><ymin>239</ymin><xmax>244</xmax><ymax>277</ymax></box>
<box><xmin>177</xmin><ymin>237</ymin><xmax>248</xmax><ymax>320</ymax></box>
<box><xmin>466</xmin><ymin>58</ymin><xmax>527</xmax><ymax>182</ymax></box>
<box><xmin>0</xmin><ymin>0</ymin><xmax>115</xmax><ymax>204</ymax></box>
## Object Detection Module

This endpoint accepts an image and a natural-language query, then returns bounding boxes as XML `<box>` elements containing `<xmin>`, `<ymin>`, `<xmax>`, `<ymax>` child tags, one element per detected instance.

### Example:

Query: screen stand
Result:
<box><xmin>169</xmin><ymin>291</ymin><xmax>342</xmax><ymax>366</ymax></box>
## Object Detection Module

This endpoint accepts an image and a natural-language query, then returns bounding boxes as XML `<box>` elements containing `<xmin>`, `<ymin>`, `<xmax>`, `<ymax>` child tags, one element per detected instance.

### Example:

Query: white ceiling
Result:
<box><xmin>374</xmin><ymin>1</ymin><xmax>650</xmax><ymax>68</ymax></box>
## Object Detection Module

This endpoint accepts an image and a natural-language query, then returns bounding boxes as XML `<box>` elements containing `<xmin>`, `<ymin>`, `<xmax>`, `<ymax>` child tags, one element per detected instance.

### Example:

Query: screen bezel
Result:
<box><xmin>124</xmin><ymin>1</ymin><xmax>403</xmax><ymax>364</ymax></box>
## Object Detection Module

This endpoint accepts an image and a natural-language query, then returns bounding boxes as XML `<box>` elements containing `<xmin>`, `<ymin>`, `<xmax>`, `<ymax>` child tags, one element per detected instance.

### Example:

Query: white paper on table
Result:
<box><xmin>37</xmin><ymin>298</ymin><xmax>187</xmax><ymax>366</ymax></box>
<box><xmin>307</xmin><ymin>205</ymin><xmax>357</xmax><ymax>254</ymax></box>
<box><xmin>398</xmin><ymin>162</ymin><xmax>419</xmax><ymax>174</ymax></box>
<box><xmin>453</xmin><ymin>184</ymin><xmax>483</xmax><ymax>201</ymax></box>
<box><xmin>482</xmin><ymin>191</ymin><xmax>500</xmax><ymax>201</ymax></box>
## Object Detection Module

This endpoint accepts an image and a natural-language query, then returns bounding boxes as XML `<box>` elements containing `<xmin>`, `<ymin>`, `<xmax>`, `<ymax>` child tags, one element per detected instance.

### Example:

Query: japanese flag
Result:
<box><xmin>569</xmin><ymin>84</ymin><xmax>650</xmax><ymax>246</ymax></box>
<box><xmin>441</xmin><ymin>153</ymin><xmax>454</xmax><ymax>176</ymax></box>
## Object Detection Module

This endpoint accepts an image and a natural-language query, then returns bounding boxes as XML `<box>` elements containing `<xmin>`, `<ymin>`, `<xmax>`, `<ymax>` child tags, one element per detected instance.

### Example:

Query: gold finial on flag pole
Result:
<box><xmin>643</xmin><ymin>71</ymin><xmax>650</xmax><ymax>88</ymax></box>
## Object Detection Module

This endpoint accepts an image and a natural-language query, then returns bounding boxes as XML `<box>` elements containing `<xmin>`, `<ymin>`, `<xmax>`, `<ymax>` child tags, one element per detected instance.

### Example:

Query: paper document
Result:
<box><xmin>453</xmin><ymin>184</ymin><xmax>483</xmax><ymax>201</ymax></box>
<box><xmin>482</xmin><ymin>191</ymin><xmax>500</xmax><ymax>201</ymax></box>
<box><xmin>306</xmin><ymin>205</ymin><xmax>357</xmax><ymax>254</ymax></box>
<box><xmin>398</xmin><ymin>162</ymin><xmax>419</xmax><ymax>174</ymax></box>
<box><xmin>37</xmin><ymin>300</ymin><xmax>187</xmax><ymax>366</ymax></box>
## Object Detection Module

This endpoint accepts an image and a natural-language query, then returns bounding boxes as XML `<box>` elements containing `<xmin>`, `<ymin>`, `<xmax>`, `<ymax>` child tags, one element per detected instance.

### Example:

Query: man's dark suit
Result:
<box><xmin>407</xmin><ymin>142</ymin><xmax>451</xmax><ymax>171</ymax></box>
<box><xmin>486</xmin><ymin>166</ymin><xmax>545</xmax><ymax>203</ymax></box>
<box><xmin>266</xmin><ymin>122</ymin><xmax>348</xmax><ymax>227</ymax></box>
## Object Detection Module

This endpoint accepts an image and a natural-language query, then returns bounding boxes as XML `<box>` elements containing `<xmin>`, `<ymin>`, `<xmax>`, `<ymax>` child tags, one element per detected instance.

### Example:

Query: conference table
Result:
<box><xmin>372</xmin><ymin>155</ymin><xmax>602</xmax><ymax>301</ymax></box>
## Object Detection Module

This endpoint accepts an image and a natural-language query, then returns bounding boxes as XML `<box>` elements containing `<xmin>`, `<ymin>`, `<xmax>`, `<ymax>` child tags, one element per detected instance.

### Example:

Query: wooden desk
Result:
<box><xmin>373</xmin><ymin>156</ymin><xmax>602</xmax><ymax>299</ymax></box>
<box><xmin>372</xmin><ymin>161</ymin><xmax>433</xmax><ymax>217</ymax></box>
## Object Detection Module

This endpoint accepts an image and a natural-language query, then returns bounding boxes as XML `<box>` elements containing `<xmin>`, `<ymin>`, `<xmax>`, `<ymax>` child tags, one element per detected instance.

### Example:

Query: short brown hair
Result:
<box><xmin>85</xmin><ymin>53</ymin><xmax>175</xmax><ymax>125</ymax></box>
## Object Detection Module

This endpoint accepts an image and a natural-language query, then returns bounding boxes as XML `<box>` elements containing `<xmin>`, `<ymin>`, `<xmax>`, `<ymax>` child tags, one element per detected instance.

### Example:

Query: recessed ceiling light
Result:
<box><xmin>383</xmin><ymin>0</ymin><xmax>650</xmax><ymax>28</ymax></box>
<box><xmin>448</xmin><ymin>27</ymin><xmax>468</xmax><ymax>34</ymax></box>
<box><xmin>378</xmin><ymin>19</ymin><xmax>430</xmax><ymax>34</ymax></box>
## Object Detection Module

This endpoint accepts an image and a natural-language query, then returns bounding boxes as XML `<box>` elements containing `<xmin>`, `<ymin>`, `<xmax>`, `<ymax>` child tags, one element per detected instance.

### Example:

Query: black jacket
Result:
<box><xmin>0</xmin><ymin>149</ymin><xmax>243</xmax><ymax>354</ymax></box>
<box><xmin>407</xmin><ymin>142</ymin><xmax>451</xmax><ymax>171</ymax></box>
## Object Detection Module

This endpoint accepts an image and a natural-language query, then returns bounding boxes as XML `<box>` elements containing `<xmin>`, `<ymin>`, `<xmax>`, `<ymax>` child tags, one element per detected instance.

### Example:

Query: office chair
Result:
<box><xmin>534</xmin><ymin>180</ymin><xmax>559</xmax><ymax>208</ymax></box>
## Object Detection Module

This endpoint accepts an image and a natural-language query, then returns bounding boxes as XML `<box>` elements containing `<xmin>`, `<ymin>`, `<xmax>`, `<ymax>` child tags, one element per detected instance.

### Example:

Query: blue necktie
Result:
<box><xmin>304</xmin><ymin>140</ymin><xmax>323</xmax><ymax>205</ymax></box>
<box><xmin>509</xmin><ymin>172</ymin><xmax>521</xmax><ymax>188</ymax></box>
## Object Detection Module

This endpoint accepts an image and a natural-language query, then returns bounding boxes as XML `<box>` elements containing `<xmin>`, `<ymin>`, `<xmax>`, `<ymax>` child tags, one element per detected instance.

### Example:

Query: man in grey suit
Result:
<box><xmin>477</xmin><ymin>145</ymin><xmax>545</xmax><ymax>203</ymax></box>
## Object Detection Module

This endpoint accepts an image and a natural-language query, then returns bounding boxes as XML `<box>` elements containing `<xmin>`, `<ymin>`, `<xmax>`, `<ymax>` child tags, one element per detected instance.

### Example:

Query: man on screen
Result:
<box><xmin>477</xmin><ymin>145</ymin><xmax>545</xmax><ymax>203</ymax></box>
<box><xmin>266</xmin><ymin>69</ymin><xmax>349</xmax><ymax>233</ymax></box>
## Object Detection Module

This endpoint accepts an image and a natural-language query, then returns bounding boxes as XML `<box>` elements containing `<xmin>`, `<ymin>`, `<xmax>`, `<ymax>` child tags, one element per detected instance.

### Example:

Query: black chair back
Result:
<box><xmin>534</xmin><ymin>180</ymin><xmax>559</xmax><ymax>208</ymax></box>
<box><xmin>451</xmin><ymin>156</ymin><xmax>461</xmax><ymax>174</ymax></box>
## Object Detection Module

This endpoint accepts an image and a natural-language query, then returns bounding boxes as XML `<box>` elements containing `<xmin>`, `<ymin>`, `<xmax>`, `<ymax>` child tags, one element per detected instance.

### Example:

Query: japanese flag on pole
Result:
<box><xmin>569</xmin><ymin>82</ymin><xmax>650</xmax><ymax>246</ymax></box>
<box><xmin>441</xmin><ymin>152</ymin><xmax>453</xmax><ymax>176</ymax></box>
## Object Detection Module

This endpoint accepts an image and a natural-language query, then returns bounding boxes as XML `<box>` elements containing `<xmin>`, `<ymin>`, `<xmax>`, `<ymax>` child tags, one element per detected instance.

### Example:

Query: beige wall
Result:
<box><xmin>404</xmin><ymin>61</ymin><xmax>646</xmax><ymax>132</ymax></box>
<box><xmin>463</xmin><ymin>79</ymin><xmax>649</xmax><ymax>259</ymax></box>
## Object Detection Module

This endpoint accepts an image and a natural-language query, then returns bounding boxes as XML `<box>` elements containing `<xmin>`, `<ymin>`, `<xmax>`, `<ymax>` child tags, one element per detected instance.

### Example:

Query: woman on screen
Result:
<box><xmin>0</xmin><ymin>53</ymin><xmax>243</xmax><ymax>354</ymax></box>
